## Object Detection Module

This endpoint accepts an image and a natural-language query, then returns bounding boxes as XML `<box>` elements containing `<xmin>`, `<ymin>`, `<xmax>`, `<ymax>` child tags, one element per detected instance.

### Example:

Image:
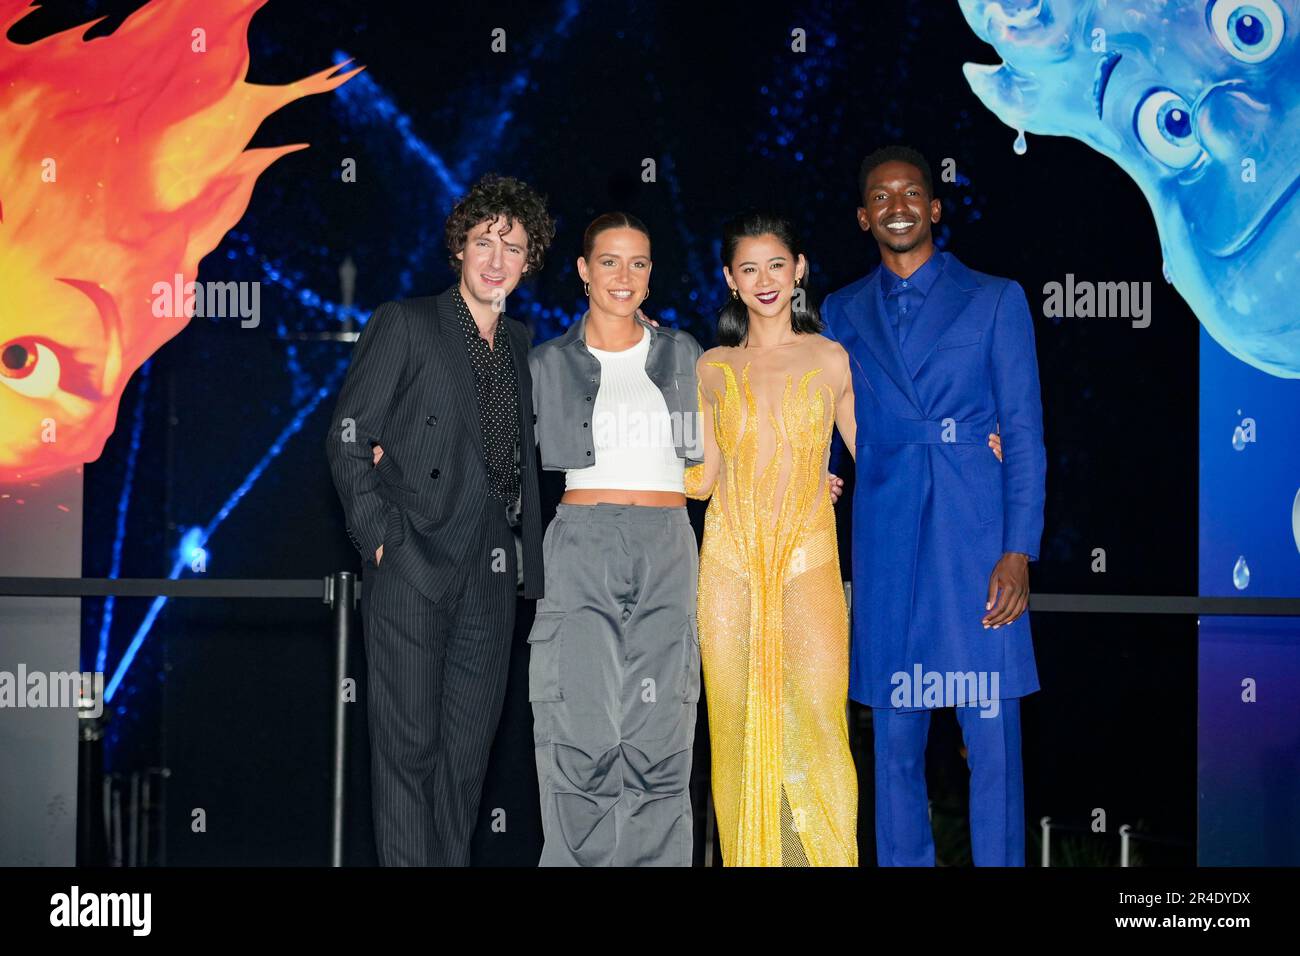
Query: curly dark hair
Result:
<box><xmin>857</xmin><ymin>144</ymin><xmax>935</xmax><ymax>203</ymax></box>
<box><xmin>444</xmin><ymin>173</ymin><xmax>557</xmax><ymax>278</ymax></box>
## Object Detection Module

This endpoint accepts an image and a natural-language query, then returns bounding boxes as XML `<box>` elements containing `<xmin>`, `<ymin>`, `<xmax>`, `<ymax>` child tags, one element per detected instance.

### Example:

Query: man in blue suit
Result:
<box><xmin>822</xmin><ymin>146</ymin><xmax>1047</xmax><ymax>866</ymax></box>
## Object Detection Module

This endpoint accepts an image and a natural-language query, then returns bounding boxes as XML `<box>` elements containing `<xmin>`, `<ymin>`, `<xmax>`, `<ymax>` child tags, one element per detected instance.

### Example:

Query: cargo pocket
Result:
<box><xmin>681</xmin><ymin>612</ymin><xmax>702</xmax><ymax>703</ymax></box>
<box><xmin>527</xmin><ymin>610</ymin><xmax>565</xmax><ymax>702</ymax></box>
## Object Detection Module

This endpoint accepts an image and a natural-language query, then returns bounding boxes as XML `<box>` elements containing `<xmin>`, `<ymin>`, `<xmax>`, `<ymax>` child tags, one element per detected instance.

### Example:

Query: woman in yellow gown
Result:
<box><xmin>685</xmin><ymin>212</ymin><xmax>860</xmax><ymax>866</ymax></box>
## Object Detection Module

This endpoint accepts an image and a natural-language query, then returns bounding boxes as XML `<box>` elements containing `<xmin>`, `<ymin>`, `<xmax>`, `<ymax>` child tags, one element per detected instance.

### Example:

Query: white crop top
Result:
<box><xmin>564</xmin><ymin>326</ymin><xmax>685</xmax><ymax>492</ymax></box>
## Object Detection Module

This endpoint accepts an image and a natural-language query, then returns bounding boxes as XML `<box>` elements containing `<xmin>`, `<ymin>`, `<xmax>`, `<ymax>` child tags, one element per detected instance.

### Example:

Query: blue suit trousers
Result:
<box><xmin>873</xmin><ymin>699</ymin><xmax>1025</xmax><ymax>866</ymax></box>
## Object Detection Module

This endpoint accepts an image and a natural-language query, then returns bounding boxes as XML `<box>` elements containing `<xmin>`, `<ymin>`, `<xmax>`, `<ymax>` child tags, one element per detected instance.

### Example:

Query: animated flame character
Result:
<box><xmin>0</xmin><ymin>0</ymin><xmax>361</xmax><ymax>481</ymax></box>
<box><xmin>959</xmin><ymin>0</ymin><xmax>1300</xmax><ymax>378</ymax></box>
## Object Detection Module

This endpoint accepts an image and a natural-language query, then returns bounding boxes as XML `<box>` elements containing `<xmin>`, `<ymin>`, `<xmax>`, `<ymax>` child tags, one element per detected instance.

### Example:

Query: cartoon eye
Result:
<box><xmin>1135</xmin><ymin>90</ymin><xmax>1202</xmax><ymax>168</ymax></box>
<box><xmin>0</xmin><ymin>337</ymin><xmax>62</xmax><ymax>398</ymax></box>
<box><xmin>1208</xmin><ymin>0</ymin><xmax>1285</xmax><ymax>63</ymax></box>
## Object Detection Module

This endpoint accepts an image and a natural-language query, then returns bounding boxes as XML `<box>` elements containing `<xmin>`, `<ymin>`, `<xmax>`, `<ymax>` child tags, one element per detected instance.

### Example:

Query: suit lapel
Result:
<box><xmin>842</xmin><ymin>270</ymin><xmax>924</xmax><ymax>414</ymax></box>
<box><xmin>899</xmin><ymin>253</ymin><xmax>979</xmax><ymax>375</ymax></box>
<box><xmin>435</xmin><ymin>289</ymin><xmax>487</xmax><ymax>466</ymax></box>
<box><xmin>507</xmin><ymin>320</ymin><xmax>532</xmax><ymax>451</ymax></box>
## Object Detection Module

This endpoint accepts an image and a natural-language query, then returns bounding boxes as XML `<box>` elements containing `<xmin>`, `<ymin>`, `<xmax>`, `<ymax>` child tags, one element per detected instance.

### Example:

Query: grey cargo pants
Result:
<box><xmin>528</xmin><ymin>503</ymin><xmax>701</xmax><ymax>866</ymax></box>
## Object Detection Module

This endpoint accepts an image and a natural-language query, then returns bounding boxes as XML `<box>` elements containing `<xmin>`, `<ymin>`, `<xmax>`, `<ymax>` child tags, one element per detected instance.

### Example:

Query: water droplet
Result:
<box><xmin>1232</xmin><ymin>426</ymin><xmax>1246</xmax><ymax>451</ymax></box>
<box><xmin>1162</xmin><ymin>260</ymin><xmax>1173</xmax><ymax>284</ymax></box>
<box><xmin>1292</xmin><ymin>489</ymin><xmax>1300</xmax><ymax>555</ymax></box>
<box><xmin>1012</xmin><ymin>128</ymin><xmax>1028</xmax><ymax>155</ymax></box>
<box><xmin>1232</xmin><ymin>555</ymin><xmax>1250</xmax><ymax>590</ymax></box>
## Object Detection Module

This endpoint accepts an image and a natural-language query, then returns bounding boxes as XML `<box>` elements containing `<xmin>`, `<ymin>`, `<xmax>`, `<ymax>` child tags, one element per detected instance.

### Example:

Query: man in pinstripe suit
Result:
<box><xmin>326</xmin><ymin>174</ymin><xmax>556</xmax><ymax>865</ymax></box>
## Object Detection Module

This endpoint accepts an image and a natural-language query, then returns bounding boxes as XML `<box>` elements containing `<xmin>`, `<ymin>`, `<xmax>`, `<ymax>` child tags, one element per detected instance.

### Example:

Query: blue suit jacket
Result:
<box><xmin>822</xmin><ymin>252</ymin><xmax>1047</xmax><ymax>707</ymax></box>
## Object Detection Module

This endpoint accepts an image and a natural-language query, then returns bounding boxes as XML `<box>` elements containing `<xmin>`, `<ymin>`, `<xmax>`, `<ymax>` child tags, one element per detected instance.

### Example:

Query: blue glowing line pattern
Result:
<box><xmin>93</xmin><ymin>359</ymin><xmax>151</xmax><ymax>675</ymax></box>
<box><xmin>105</xmin><ymin>370</ymin><xmax>346</xmax><ymax>702</ymax></box>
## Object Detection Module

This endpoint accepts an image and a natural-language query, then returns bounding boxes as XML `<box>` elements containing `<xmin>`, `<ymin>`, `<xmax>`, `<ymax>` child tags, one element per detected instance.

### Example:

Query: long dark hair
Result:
<box><xmin>716</xmin><ymin>210</ymin><xmax>820</xmax><ymax>347</ymax></box>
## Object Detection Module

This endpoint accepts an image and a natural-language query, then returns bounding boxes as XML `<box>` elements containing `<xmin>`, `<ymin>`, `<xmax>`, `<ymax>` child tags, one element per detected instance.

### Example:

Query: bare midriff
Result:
<box><xmin>560</xmin><ymin>489</ymin><xmax>687</xmax><ymax>507</ymax></box>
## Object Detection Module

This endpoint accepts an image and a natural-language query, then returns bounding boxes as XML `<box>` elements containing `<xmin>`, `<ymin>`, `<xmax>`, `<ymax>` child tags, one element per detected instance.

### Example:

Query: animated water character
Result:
<box><xmin>959</xmin><ymin>0</ymin><xmax>1299</xmax><ymax>378</ymax></box>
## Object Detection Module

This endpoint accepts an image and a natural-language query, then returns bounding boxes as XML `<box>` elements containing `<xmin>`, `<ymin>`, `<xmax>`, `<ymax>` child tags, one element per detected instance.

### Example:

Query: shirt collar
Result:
<box><xmin>451</xmin><ymin>285</ymin><xmax>468</xmax><ymax>317</ymax></box>
<box><xmin>452</xmin><ymin>285</ymin><xmax>504</xmax><ymax>346</ymax></box>
<box><xmin>558</xmin><ymin>309</ymin><xmax>658</xmax><ymax>349</ymax></box>
<box><xmin>880</xmin><ymin>250</ymin><xmax>945</xmax><ymax>297</ymax></box>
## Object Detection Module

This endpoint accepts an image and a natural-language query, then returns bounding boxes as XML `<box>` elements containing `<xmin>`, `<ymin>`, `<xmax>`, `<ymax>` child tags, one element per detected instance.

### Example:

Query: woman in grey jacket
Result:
<box><xmin>526</xmin><ymin>212</ymin><xmax>704</xmax><ymax>866</ymax></box>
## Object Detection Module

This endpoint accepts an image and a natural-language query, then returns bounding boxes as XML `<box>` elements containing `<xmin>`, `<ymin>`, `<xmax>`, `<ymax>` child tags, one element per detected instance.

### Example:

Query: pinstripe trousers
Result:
<box><xmin>361</xmin><ymin>499</ymin><xmax>517</xmax><ymax>866</ymax></box>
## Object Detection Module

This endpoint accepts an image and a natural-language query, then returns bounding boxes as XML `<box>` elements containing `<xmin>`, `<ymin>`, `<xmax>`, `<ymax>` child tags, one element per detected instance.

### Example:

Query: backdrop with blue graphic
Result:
<box><xmin>16</xmin><ymin>0</ymin><xmax>1288</xmax><ymax>863</ymax></box>
<box><xmin>1198</xmin><ymin>327</ymin><xmax>1300</xmax><ymax>865</ymax></box>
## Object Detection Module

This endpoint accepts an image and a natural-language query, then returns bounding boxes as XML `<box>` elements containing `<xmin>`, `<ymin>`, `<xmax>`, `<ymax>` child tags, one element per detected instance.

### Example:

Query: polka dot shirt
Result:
<box><xmin>452</xmin><ymin>287</ymin><xmax>521</xmax><ymax>503</ymax></box>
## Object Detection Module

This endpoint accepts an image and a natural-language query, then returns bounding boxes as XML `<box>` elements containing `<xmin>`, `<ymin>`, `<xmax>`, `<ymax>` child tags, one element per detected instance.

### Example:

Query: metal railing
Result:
<box><xmin>1038</xmin><ymin>816</ymin><xmax>1191</xmax><ymax>867</ymax></box>
<box><xmin>2</xmin><ymin>572</ymin><xmax>360</xmax><ymax>867</ymax></box>
<box><xmin>2</xmin><ymin>574</ymin><xmax>1297</xmax><ymax>867</ymax></box>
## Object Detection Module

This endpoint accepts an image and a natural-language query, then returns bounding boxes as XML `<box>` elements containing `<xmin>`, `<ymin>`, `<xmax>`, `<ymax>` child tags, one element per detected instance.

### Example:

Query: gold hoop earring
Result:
<box><xmin>583</xmin><ymin>282</ymin><xmax>591</xmax><ymax>297</ymax></box>
<box><xmin>642</xmin><ymin>287</ymin><xmax>650</xmax><ymax>302</ymax></box>
<box><xmin>730</xmin><ymin>288</ymin><xmax>739</xmax><ymax>299</ymax></box>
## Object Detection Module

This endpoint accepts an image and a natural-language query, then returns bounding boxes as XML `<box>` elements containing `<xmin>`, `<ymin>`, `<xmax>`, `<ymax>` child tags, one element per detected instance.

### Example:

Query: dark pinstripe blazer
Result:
<box><xmin>325</xmin><ymin>286</ymin><xmax>544</xmax><ymax>603</ymax></box>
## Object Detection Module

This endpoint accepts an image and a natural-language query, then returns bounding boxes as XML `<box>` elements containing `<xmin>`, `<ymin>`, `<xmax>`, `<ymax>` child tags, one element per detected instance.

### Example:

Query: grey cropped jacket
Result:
<box><xmin>528</xmin><ymin>311</ymin><xmax>705</xmax><ymax>470</ymax></box>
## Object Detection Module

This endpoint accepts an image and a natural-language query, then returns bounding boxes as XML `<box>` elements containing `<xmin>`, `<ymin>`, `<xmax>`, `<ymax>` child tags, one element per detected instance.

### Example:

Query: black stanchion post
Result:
<box><xmin>128</xmin><ymin>771</ymin><xmax>140</xmax><ymax>867</ymax></box>
<box><xmin>326</xmin><ymin>571</ymin><xmax>355</xmax><ymax>867</ymax></box>
<box><xmin>77</xmin><ymin>712</ymin><xmax>108</xmax><ymax>865</ymax></box>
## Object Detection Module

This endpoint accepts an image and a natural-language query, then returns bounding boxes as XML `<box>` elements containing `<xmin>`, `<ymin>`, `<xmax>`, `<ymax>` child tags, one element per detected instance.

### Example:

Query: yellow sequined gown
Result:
<box><xmin>685</xmin><ymin>335</ymin><xmax>858</xmax><ymax>866</ymax></box>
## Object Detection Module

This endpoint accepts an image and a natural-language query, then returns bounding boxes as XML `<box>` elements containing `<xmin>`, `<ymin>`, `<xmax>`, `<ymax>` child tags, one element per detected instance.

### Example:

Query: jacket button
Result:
<box><xmin>585</xmin><ymin>395</ymin><xmax>592</xmax><ymax>402</ymax></box>
<box><xmin>430</xmin><ymin>469</ymin><xmax>440</xmax><ymax>479</ymax></box>
<box><xmin>586</xmin><ymin>451</ymin><xmax>592</xmax><ymax>457</ymax></box>
<box><xmin>426</xmin><ymin>415</ymin><xmax>437</xmax><ymax>425</ymax></box>
<box><xmin>582</xmin><ymin>422</ymin><xmax>588</xmax><ymax>428</ymax></box>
